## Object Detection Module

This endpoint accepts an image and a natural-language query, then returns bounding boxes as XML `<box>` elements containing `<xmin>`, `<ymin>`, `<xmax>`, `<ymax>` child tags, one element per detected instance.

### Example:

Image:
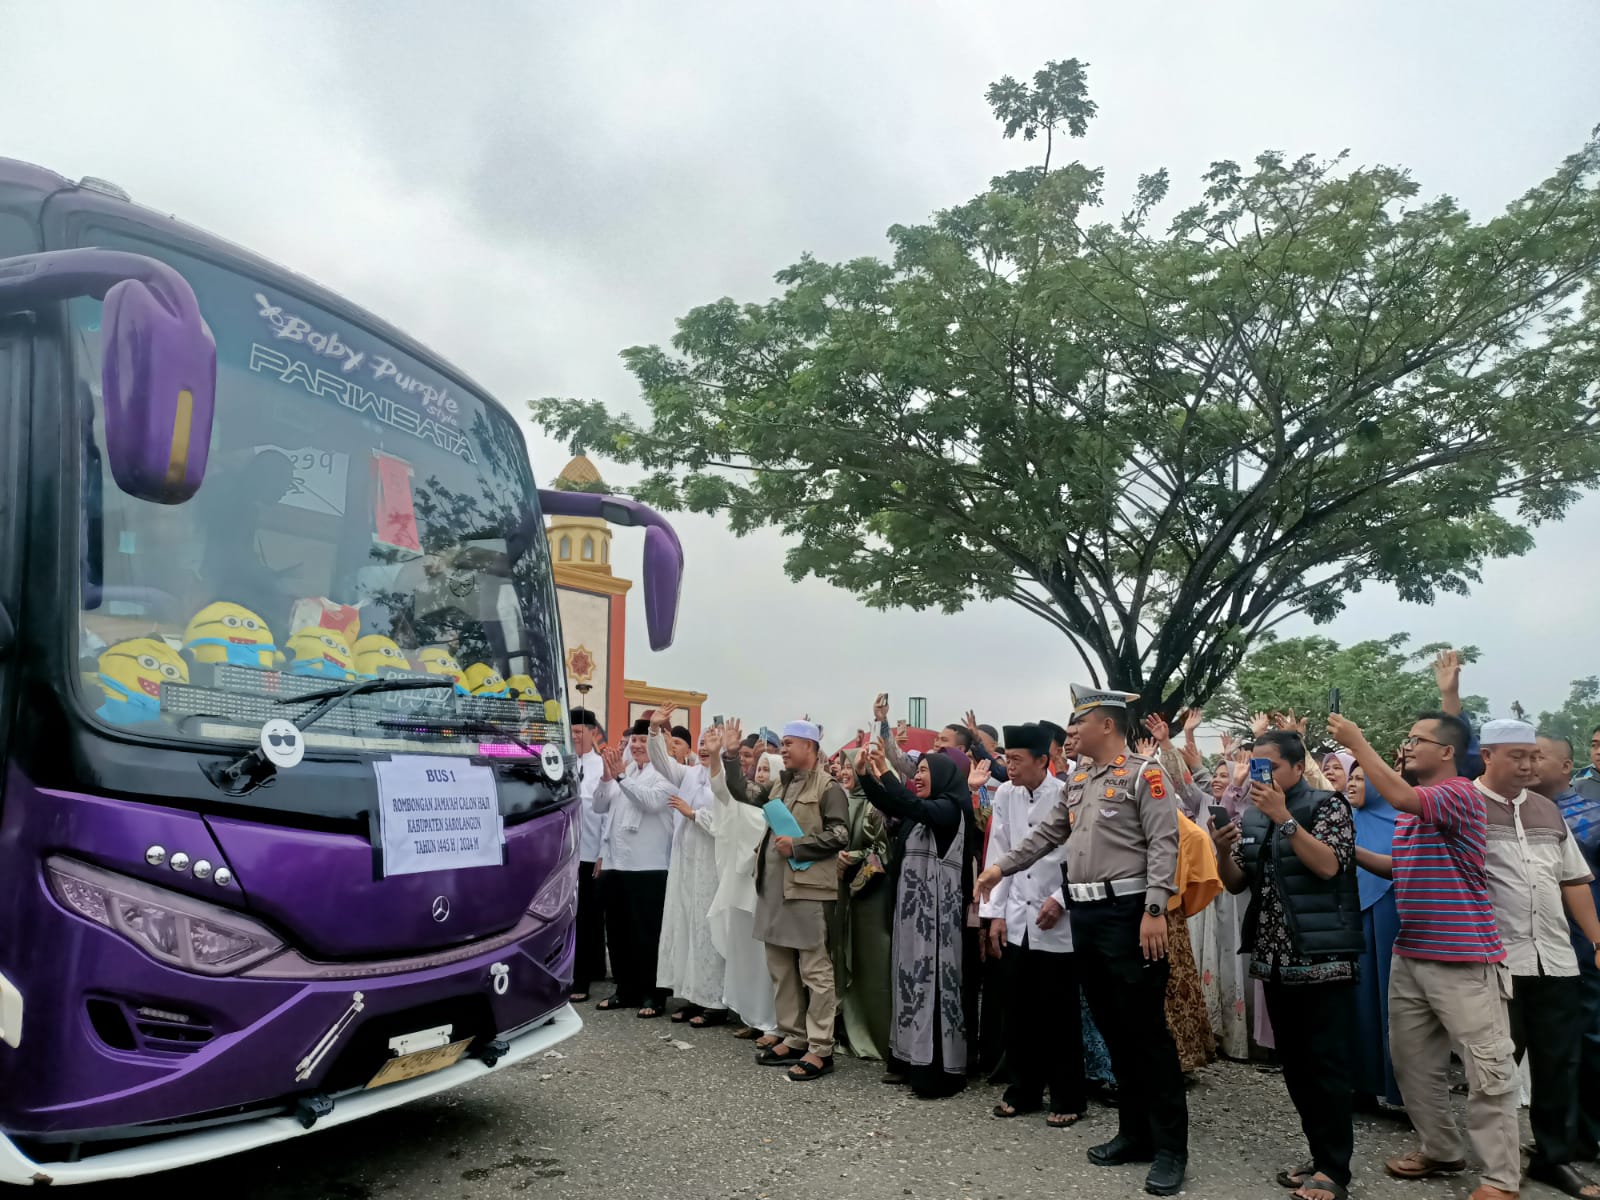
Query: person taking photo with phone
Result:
<box><xmin>1213</xmin><ymin>730</ymin><xmax>1362</xmax><ymax>1200</ymax></box>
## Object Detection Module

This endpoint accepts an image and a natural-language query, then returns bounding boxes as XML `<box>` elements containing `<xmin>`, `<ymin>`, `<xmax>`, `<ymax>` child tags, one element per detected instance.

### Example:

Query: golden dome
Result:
<box><xmin>556</xmin><ymin>454</ymin><xmax>605</xmax><ymax>489</ymax></box>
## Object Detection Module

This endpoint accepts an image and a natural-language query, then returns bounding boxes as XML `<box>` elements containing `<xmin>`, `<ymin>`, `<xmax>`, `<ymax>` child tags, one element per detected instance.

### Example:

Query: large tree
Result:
<box><xmin>1538</xmin><ymin>677</ymin><xmax>1600</xmax><ymax>752</ymax></box>
<box><xmin>530</xmin><ymin>61</ymin><xmax>1600</xmax><ymax>716</ymax></box>
<box><xmin>1210</xmin><ymin>634</ymin><xmax>1489</xmax><ymax>755</ymax></box>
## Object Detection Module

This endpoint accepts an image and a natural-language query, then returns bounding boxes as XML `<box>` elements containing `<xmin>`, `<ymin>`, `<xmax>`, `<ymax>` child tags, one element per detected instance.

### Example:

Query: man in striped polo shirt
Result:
<box><xmin>1330</xmin><ymin>710</ymin><xmax>1520</xmax><ymax>1200</ymax></box>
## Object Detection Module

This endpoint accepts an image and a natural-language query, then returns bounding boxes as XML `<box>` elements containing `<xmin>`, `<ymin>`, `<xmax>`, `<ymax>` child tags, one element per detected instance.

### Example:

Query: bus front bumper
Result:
<box><xmin>0</xmin><ymin>1004</ymin><xmax>581</xmax><ymax>1187</ymax></box>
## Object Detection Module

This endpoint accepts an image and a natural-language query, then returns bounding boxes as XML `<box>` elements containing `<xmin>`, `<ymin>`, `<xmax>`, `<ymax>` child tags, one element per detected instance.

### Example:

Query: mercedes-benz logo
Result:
<box><xmin>431</xmin><ymin>896</ymin><xmax>451</xmax><ymax>923</ymax></box>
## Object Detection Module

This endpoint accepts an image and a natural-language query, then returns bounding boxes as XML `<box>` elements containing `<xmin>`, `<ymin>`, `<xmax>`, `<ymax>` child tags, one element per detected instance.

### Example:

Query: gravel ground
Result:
<box><xmin>80</xmin><ymin>1004</ymin><xmax>1568</xmax><ymax>1200</ymax></box>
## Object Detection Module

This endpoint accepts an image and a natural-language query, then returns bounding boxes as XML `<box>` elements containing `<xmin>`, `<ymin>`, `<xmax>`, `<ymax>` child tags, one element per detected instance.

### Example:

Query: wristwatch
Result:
<box><xmin>1145</xmin><ymin>902</ymin><xmax>1163</xmax><ymax>917</ymax></box>
<box><xmin>1279</xmin><ymin>817</ymin><xmax>1300</xmax><ymax>838</ymax></box>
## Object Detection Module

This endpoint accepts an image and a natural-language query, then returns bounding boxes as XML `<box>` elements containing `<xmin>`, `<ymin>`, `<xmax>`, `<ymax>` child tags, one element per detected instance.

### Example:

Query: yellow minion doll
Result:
<box><xmin>286</xmin><ymin>627</ymin><xmax>358</xmax><ymax>682</ymax></box>
<box><xmin>183</xmin><ymin>603</ymin><xmax>279</xmax><ymax>669</ymax></box>
<box><xmin>416</xmin><ymin>646</ymin><xmax>469</xmax><ymax>695</ymax></box>
<box><xmin>463</xmin><ymin>663</ymin><xmax>510</xmax><ymax>698</ymax></box>
<box><xmin>95</xmin><ymin>638</ymin><xmax>188</xmax><ymax>725</ymax></box>
<box><xmin>354</xmin><ymin>635</ymin><xmax>411</xmax><ymax>679</ymax></box>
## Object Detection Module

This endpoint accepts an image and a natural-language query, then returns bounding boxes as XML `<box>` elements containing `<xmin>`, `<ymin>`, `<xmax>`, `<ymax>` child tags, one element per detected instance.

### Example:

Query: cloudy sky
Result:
<box><xmin>5</xmin><ymin>1</ymin><xmax>1597</xmax><ymax>746</ymax></box>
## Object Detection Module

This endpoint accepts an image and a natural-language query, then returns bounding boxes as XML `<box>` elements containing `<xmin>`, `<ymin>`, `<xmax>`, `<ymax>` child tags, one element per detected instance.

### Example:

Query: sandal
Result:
<box><xmin>1046</xmin><ymin>1112</ymin><xmax>1082</xmax><ymax>1128</ymax></box>
<box><xmin>689</xmin><ymin>1009</ymin><xmax>730</xmax><ymax>1028</ymax></box>
<box><xmin>1527</xmin><ymin>1162</ymin><xmax>1600</xmax><ymax>1199</ymax></box>
<box><xmin>786</xmin><ymin>1055</ymin><xmax>834</xmax><ymax>1081</ymax></box>
<box><xmin>670</xmin><ymin>1005</ymin><xmax>700</xmax><ymax>1024</ymax></box>
<box><xmin>992</xmin><ymin>1101</ymin><xmax>1040</xmax><ymax>1119</ymax></box>
<box><xmin>757</xmin><ymin>1044</ymin><xmax>801</xmax><ymax>1065</ymax></box>
<box><xmin>569</xmin><ymin>992</ymin><xmax>590</xmax><ymax>1003</ymax></box>
<box><xmin>731</xmin><ymin>1025</ymin><xmax>759</xmax><ymax>1040</ymax></box>
<box><xmin>754</xmin><ymin>1035</ymin><xmax>783</xmax><ymax>1051</ymax></box>
<box><xmin>594</xmin><ymin>997</ymin><xmax>633</xmax><ymax>1011</ymax></box>
<box><xmin>1277</xmin><ymin>1161</ymin><xmax>1316</xmax><ymax>1189</ymax></box>
<box><xmin>1385</xmin><ymin>1151</ymin><xmax>1465</xmax><ymax>1180</ymax></box>
<box><xmin>1291</xmin><ymin>1174</ymin><xmax>1346</xmax><ymax>1200</ymax></box>
<box><xmin>636</xmin><ymin>1006</ymin><xmax>665</xmax><ymax>1019</ymax></box>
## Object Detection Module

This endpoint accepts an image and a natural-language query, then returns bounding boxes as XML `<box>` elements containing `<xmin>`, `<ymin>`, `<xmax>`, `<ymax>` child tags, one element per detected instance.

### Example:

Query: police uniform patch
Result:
<box><xmin>1112</xmin><ymin>754</ymin><xmax>1127</xmax><ymax>767</ymax></box>
<box><xmin>1073</xmin><ymin>773</ymin><xmax>1088</xmax><ymax>783</ymax></box>
<box><xmin>1104</xmin><ymin>786</ymin><xmax>1117</xmax><ymax>798</ymax></box>
<box><xmin>1112</xmin><ymin>768</ymin><xmax>1128</xmax><ymax>777</ymax></box>
<box><xmin>1143</xmin><ymin>768</ymin><xmax>1166</xmax><ymax>800</ymax></box>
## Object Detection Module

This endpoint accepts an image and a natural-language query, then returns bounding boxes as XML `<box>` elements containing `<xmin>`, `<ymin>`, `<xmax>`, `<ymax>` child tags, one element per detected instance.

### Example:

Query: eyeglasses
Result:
<box><xmin>1400</xmin><ymin>735</ymin><xmax>1447</xmax><ymax>750</ymax></box>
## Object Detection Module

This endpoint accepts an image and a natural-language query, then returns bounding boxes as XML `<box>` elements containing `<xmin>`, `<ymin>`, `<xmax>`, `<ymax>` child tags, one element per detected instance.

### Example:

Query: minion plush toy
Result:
<box><xmin>416</xmin><ymin>646</ymin><xmax>469</xmax><ymax>695</ymax></box>
<box><xmin>96</xmin><ymin>638</ymin><xmax>188</xmax><ymax>725</ymax></box>
<box><xmin>354</xmin><ymin>635</ymin><xmax>411</xmax><ymax>679</ymax></box>
<box><xmin>286</xmin><ymin>628</ymin><xmax>358</xmax><ymax>681</ymax></box>
<box><xmin>183</xmin><ymin>603</ymin><xmax>279</xmax><ymax>669</ymax></box>
<box><xmin>503</xmin><ymin>674</ymin><xmax>540</xmax><ymax>702</ymax></box>
<box><xmin>463</xmin><ymin>663</ymin><xmax>511</xmax><ymax>698</ymax></box>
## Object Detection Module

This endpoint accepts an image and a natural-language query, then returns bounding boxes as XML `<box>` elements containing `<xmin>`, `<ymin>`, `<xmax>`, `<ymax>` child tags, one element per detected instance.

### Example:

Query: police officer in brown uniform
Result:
<box><xmin>976</xmin><ymin>684</ymin><xmax>1187</xmax><ymax>1197</ymax></box>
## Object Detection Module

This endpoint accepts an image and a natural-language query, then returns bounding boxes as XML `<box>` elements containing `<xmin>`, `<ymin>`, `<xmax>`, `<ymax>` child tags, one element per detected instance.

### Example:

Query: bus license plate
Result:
<box><xmin>365</xmin><ymin>1037</ymin><xmax>473</xmax><ymax>1089</ymax></box>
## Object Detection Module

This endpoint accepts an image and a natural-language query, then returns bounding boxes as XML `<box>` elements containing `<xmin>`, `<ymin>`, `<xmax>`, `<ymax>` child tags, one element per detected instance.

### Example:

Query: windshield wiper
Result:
<box><xmin>202</xmin><ymin>677</ymin><xmax>455</xmax><ymax>796</ymax></box>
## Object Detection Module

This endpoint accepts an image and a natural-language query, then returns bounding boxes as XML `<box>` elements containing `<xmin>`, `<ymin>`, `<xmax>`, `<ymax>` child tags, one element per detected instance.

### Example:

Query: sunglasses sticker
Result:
<box><xmin>260</xmin><ymin>718</ymin><xmax>306</xmax><ymax>769</ymax></box>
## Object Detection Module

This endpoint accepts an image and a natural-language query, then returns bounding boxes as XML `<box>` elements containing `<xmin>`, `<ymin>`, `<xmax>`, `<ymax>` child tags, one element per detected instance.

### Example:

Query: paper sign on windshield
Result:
<box><xmin>374</xmin><ymin>756</ymin><xmax>504</xmax><ymax>877</ymax></box>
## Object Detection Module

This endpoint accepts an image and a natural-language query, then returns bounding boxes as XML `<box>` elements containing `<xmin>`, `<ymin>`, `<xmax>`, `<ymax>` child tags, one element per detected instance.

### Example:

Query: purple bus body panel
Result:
<box><xmin>0</xmin><ymin>771</ymin><xmax>574</xmax><ymax>1136</ymax></box>
<box><xmin>204</xmin><ymin>814</ymin><xmax>543</xmax><ymax>960</ymax></box>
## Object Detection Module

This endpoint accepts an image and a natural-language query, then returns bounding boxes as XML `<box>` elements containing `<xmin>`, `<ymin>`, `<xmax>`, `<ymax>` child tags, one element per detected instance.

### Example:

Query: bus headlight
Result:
<box><xmin>47</xmin><ymin>857</ymin><xmax>284</xmax><ymax>976</ymax></box>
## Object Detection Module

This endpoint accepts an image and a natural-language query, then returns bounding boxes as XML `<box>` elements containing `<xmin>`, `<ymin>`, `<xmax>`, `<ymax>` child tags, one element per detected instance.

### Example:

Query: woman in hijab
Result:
<box><xmin>858</xmin><ymin>740</ymin><xmax>972</xmax><ymax>1099</ymax></box>
<box><xmin>832</xmin><ymin>757</ymin><xmax>894</xmax><ymax>1061</ymax></box>
<box><xmin>1346</xmin><ymin>764</ymin><xmax>1404</xmax><ymax>1108</ymax></box>
<box><xmin>1321</xmin><ymin>751</ymin><xmax>1354</xmax><ymax>797</ymax></box>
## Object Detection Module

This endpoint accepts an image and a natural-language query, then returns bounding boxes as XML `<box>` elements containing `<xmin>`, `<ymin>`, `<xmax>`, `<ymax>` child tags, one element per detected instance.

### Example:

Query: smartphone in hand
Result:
<box><xmin>1328</xmin><ymin>687</ymin><xmax>1341</xmax><ymax>715</ymax></box>
<box><xmin>1208</xmin><ymin>804</ymin><xmax>1233</xmax><ymax>828</ymax></box>
<box><xmin>1249</xmin><ymin>757</ymin><xmax>1274</xmax><ymax>787</ymax></box>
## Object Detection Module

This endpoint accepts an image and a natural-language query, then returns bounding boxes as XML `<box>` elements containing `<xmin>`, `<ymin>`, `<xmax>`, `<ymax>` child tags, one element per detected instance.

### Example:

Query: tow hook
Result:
<box><xmin>477</xmin><ymin>1038</ymin><xmax>511</xmax><ymax>1068</ymax></box>
<box><xmin>294</xmin><ymin>1093</ymin><xmax>334</xmax><ymax>1129</ymax></box>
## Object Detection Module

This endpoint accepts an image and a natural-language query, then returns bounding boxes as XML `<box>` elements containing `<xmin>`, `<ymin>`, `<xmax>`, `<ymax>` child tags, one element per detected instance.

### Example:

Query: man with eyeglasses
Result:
<box><xmin>1329</xmin><ymin>709</ymin><xmax>1521</xmax><ymax>1200</ymax></box>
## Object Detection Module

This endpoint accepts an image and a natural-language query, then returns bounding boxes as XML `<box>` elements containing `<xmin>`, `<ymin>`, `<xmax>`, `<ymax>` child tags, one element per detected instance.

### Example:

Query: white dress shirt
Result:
<box><xmin>592</xmin><ymin>760</ymin><xmax>676</xmax><ymax>872</ymax></box>
<box><xmin>575</xmin><ymin>749</ymin><xmax>609</xmax><ymax>863</ymax></box>
<box><xmin>980</xmin><ymin>773</ymin><xmax>1073</xmax><ymax>952</ymax></box>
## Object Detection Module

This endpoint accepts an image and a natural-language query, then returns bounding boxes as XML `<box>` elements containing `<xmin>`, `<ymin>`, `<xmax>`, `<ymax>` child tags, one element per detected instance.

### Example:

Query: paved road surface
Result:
<box><xmin>76</xmin><ymin>1003</ymin><xmax>1567</xmax><ymax>1199</ymax></box>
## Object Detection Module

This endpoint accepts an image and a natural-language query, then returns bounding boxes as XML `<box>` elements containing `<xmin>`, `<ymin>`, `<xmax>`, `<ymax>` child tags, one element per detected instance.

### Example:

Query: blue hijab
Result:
<box><xmin>1351</xmin><ymin>773</ymin><xmax>1398</xmax><ymax>910</ymax></box>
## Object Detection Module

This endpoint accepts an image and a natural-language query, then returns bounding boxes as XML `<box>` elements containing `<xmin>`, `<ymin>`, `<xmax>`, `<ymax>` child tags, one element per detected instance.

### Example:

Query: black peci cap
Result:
<box><xmin>1037</xmin><ymin>719</ymin><xmax>1067</xmax><ymax>747</ymax></box>
<box><xmin>629</xmin><ymin>718</ymin><xmax>652</xmax><ymax>737</ymax></box>
<box><xmin>1002</xmin><ymin>723</ymin><xmax>1052</xmax><ymax>757</ymax></box>
<box><xmin>569</xmin><ymin>707</ymin><xmax>599</xmax><ymax>729</ymax></box>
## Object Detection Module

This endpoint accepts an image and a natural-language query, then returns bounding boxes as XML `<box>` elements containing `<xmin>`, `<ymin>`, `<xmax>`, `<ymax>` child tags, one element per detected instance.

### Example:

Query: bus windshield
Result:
<box><xmin>69</xmin><ymin>232</ymin><xmax>565</xmax><ymax>756</ymax></box>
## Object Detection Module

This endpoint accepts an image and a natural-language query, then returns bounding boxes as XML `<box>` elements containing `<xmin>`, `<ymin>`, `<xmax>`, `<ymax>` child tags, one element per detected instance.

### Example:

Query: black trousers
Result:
<box><xmin>1574</xmin><ymin>936</ymin><xmax>1600</xmax><ymax>1159</ymax></box>
<box><xmin>1070</xmin><ymin>895</ymin><xmax>1187</xmax><ymax>1156</ymax></box>
<box><xmin>602</xmin><ymin>869</ymin><xmax>669</xmax><ymax>1008</ymax></box>
<box><xmin>1263</xmin><ymin>979</ymin><xmax>1357</xmax><ymax>1188</ymax></box>
<box><xmin>1510</xmin><ymin>972</ymin><xmax>1585</xmax><ymax>1168</ymax></box>
<box><xmin>1001</xmin><ymin>936</ymin><xmax>1086</xmax><ymax>1114</ymax></box>
<box><xmin>572</xmin><ymin>862</ymin><xmax>607</xmax><ymax>995</ymax></box>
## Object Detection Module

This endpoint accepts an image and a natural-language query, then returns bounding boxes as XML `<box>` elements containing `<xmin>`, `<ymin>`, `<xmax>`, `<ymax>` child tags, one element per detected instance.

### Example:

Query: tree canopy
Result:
<box><xmin>530</xmin><ymin>59</ymin><xmax>1600</xmax><ymax>717</ymax></box>
<box><xmin>1210</xmin><ymin>633</ymin><xmax>1488</xmax><ymax>756</ymax></box>
<box><xmin>1537</xmin><ymin>677</ymin><xmax>1600</xmax><ymax>751</ymax></box>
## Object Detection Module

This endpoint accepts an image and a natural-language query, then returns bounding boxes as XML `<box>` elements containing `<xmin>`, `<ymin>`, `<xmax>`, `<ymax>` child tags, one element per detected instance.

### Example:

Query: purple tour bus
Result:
<box><xmin>0</xmin><ymin>159</ymin><xmax>683</xmax><ymax>1185</ymax></box>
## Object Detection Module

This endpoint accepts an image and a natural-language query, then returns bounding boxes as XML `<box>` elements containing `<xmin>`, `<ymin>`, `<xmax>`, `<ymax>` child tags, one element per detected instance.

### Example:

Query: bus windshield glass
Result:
<box><xmin>69</xmin><ymin>232</ymin><xmax>565</xmax><ymax>756</ymax></box>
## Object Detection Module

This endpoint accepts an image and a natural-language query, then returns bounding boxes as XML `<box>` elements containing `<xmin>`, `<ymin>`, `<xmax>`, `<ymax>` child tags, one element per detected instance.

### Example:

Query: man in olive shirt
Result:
<box><xmin>977</xmin><ymin>685</ymin><xmax>1185</xmax><ymax>1197</ymax></box>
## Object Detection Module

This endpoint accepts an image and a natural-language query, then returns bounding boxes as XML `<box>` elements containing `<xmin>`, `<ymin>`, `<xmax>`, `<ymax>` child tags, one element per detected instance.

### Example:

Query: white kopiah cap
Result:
<box><xmin>1479</xmin><ymin>718</ymin><xmax>1536</xmax><ymax>747</ymax></box>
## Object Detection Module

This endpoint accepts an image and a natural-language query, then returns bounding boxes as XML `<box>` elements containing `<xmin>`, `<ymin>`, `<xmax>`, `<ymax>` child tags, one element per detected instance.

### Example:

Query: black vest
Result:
<box><xmin>1238</xmin><ymin>781</ymin><xmax>1364</xmax><ymax>961</ymax></box>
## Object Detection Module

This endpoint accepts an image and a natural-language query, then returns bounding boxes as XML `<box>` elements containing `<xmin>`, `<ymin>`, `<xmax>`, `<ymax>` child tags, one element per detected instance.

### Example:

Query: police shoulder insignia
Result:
<box><xmin>1143</xmin><ymin>767</ymin><xmax>1167</xmax><ymax>799</ymax></box>
<box><xmin>1111</xmin><ymin>753</ymin><xmax>1127</xmax><ymax>767</ymax></box>
<box><xmin>1073</xmin><ymin>772</ymin><xmax>1088</xmax><ymax>783</ymax></box>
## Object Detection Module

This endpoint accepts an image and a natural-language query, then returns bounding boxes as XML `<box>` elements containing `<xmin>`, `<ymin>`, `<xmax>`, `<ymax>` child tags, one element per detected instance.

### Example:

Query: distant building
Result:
<box><xmin>545</xmin><ymin>452</ymin><xmax>706</xmax><ymax>741</ymax></box>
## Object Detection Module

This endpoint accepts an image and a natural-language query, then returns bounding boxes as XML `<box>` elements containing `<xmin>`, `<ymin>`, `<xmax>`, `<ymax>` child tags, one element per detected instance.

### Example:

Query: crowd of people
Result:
<box><xmin>564</xmin><ymin>651</ymin><xmax>1600</xmax><ymax>1200</ymax></box>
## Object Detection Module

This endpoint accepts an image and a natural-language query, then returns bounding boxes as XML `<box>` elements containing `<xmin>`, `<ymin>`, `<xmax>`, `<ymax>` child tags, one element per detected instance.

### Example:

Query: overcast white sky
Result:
<box><xmin>4</xmin><ymin>1</ymin><xmax>1597</xmax><ymax>745</ymax></box>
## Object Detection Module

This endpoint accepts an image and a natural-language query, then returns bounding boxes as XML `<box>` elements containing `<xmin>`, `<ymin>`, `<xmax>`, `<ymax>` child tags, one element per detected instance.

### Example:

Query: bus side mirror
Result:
<box><xmin>535</xmin><ymin>489</ymin><xmax>684</xmax><ymax>650</ymax></box>
<box><xmin>101</xmin><ymin>273</ymin><xmax>216</xmax><ymax>504</ymax></box>
<box><xmin>641</xmin><ymin>524</ymin><xmax>683</xmax><ymax>652</ymax></box>
<box><xmin>0</xmin><ymin>249</ymin><xmax>215</xmax><ymax>504</ymax></box>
